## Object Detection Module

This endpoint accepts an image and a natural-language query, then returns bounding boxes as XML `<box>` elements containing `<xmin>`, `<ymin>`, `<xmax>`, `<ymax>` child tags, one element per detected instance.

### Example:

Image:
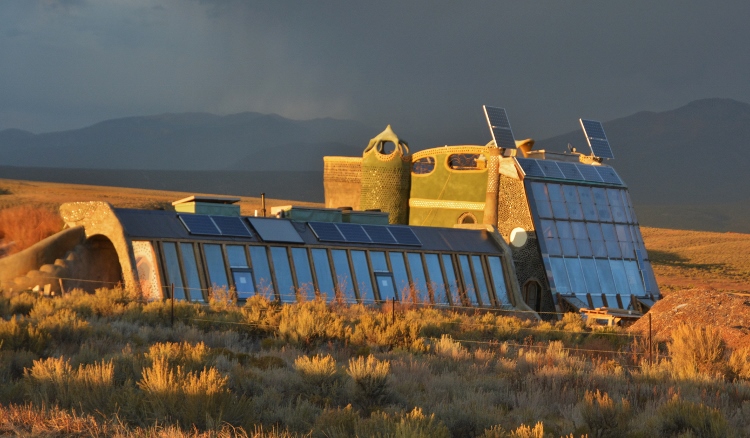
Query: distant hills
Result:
<box><xmin>535</xmin><ymin>98</ymin><xmax>750</xmax><ymax>206</ymax></box>
<box><xmin>0</xmin><ymin>112</ymin><xmax>373</xmax><ymax>171</ymax></box>
<box><xmin>2</xmin><ymin>98</ymin><xmax>750</xmax><ymax>232</ymax></box>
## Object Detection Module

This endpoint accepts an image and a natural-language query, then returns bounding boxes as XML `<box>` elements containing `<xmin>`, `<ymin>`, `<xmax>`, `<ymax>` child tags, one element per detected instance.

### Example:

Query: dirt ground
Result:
<box><xmin>629</xmin><ymin>288</ymin><xmax>750</xmax><ymax>350</ymax></box>
<box><xmin>0</xmin><ymin>178</ymin><xmax>322</xmax><ymax>216</ymax></box>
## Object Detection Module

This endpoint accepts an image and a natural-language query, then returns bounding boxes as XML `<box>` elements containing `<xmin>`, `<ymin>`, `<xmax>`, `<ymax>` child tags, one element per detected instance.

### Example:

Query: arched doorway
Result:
<box><xmin>523</xmin><ymin>279</ymin><xmax>542</xmax><ymax>312</ymax></box>
<box><xmin>77</xmin><ymin>235</ymin><xmax>123</xmax><ymax>291</ymax></box>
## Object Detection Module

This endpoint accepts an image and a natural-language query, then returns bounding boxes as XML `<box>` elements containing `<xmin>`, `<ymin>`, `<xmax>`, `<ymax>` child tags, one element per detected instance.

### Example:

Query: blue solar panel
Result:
<box><xmin>580</xmin><ymin>119</ymin><xmax>614</xmax><ymax>159</ymax></box>
<box><xmin>247</xmin><ymin>218</ymin><xmax>304</xmax><ymax>243</ymax></box>
<box><xmin>388</xmin><ymin>226</ymin><xmax>421</xmax><ymax>246</ymax></box>
<box><xmin>336</xmin><ymin>223</ymin><xmax>372</xmax><ymax>243</ymax></box>
<box><xmin>516</xmin><ymin>158</ymin><xmax>545</xmax><ymax>177</ymax></box>
<box><xmin>484</xmin><ymin>105</ymin><xmax>516</xmax><ymax>149</ymax></box>
<box><xmin>537</xmin><ymin>161</ymin><xmax>565</xmax><ymax>179</ymax></box>
<box><xmin>362</xmin><ymin>224</ymin><xmax>397</xmax><ymax>244</ymax></box>
<box><xmin>308</xmin><ymin>221</ymin><xmax>346</xmax><ymax>242</ymax></box>
<box><xmin>576</xmin><ymin>163</ymin><xmax>604</xmax><ymax>182</ymax></box>
<box><xmin>596</xmin><ymin>166</ymin><xmax>623</xmax><ymax>185</ymax></box>
<box><xmin>557</xmin><ymin>162</ymin><xmax>584</xmax><ymax>180</ymax></box>
<box><xmin>179</xmin><ymin>214</ymin><xmax>221</xmax><ymax>236</ymax></box>
<box><xmin>212</xmin><ymin>216</ymin><xmax>252</xmax><ymax>237</ymax></box>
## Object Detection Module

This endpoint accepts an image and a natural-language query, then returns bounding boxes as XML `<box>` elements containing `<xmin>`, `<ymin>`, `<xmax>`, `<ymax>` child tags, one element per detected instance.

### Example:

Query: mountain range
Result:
<box><xmin>2</xmin><ymin>98</ymin><xmax>750</xmax><ymax>232</ymax></box>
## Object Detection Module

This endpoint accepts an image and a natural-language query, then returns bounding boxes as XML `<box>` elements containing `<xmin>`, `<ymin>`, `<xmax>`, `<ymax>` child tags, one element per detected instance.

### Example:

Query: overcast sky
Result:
<box><xmin>2</xmin><ymin>0</ymin><xmax>750</xmax><ymax>147</ymax></box>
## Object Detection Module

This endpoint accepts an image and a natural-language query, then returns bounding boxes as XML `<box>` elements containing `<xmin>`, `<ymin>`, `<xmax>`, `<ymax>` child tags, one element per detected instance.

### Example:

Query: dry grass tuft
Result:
<box><xmin>0</xmin><ymin>205</ymin><xmax>63</xmax><ymax>256</ymax></box>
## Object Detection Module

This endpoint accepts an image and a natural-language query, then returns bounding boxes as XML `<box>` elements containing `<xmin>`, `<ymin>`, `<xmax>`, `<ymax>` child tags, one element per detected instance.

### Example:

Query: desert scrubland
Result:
<box><xmin>1</xmin><ymin>179</ymin><xmax>749</xmax><ymax>437</ymax></box>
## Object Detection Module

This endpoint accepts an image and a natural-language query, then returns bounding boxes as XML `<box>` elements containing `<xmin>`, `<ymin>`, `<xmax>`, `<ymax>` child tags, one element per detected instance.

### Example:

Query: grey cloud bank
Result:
<box><xmin>1</xmin><ymin>0</ymin><xmax>749</xmax><ymax>148</ymax></box>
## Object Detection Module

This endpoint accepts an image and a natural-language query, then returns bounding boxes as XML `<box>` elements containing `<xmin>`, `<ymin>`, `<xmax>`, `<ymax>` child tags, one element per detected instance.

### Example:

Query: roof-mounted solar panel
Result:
<box><xmin>247</xmin><ymin>218</ymin><xmax>304</xmax><ymax>243</ymax></box>
<box><xmin>336</xmin><ymin>223</ymin><xmax>372</xmax><ymax>243</ymax></box>
<box><xmin>483</xmin><ymin>105</ymin><xmax>516</xmax><ymax>149</ymax></box>
<box><xmin>557</xmin><ymin>162</ymin><xmax>584</xmax><ymax>180</ymax></box>
<box><xmin>575</xmin><ymin>163</ymin><xmax>604</xmax><ymax>182</ymax></box>
<box><xmin>308</xmin><ymin>222</ymin><xmax>346</xmax><ymax>242</ymax></box>
<box><xmin>179</xmin><ymin>214</ymin><xmax>221</xmax><ymax>236</ymax></box>
<box><xmin>580</xmin><ymin>119</ymin><xmax>614</xmax><ymax>159</ymax></box>
<box><xmin>595</xmin><ymin>166</ymin><xmax>623</xmax><ymax>185</ymax></box>
<box><xmin>537</xmin><ymin>161</ymin><xmax>565</xmax><ymax>179</ymax></box>
<box><xmin>388</xmin><ymin>226</ymin><xmax>422</xmax><ymax>246</ymax></box>
<box><xmin>362</xmin><ymin>224</ymin><xmax>397</xmax><ymax>244</ymax></box>
<box><xmin>516</xmin><ymin>158</ymin><xmax>545</xmax><ymax>178</ymax></box>
<box><xmin>212</xmin><ymin>216</ymin><xmax>252</xmax><ymax>237</ymax></box>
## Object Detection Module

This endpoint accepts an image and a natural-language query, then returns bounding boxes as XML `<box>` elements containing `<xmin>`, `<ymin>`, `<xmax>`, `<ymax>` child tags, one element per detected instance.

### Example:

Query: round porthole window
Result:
<box><xmin>457</xmin><ymin>212</ymin><xmax>477</xmax><ymax>224</ymax></box>
<box><xmin>510</xmin><ymin>227</ymin><xmax>528</xmax><ymax>247</ymax></box>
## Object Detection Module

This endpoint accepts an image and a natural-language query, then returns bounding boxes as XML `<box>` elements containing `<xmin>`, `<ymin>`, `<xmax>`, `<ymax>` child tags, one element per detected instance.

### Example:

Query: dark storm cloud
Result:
<box><xmin>1</xmin><ymin>1</ymin><xmax>750</xmax><ymax>148</ymax></box>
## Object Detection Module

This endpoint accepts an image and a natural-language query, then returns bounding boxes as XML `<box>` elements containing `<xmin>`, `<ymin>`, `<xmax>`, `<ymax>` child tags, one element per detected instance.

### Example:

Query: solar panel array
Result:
<box><xmin>179</xmin><ymin>214</ymin><xmax>252</xmax><ymax>237</ymax></box>
<box><xmin>516</xmin><ymin>158</ymin><xmax>624</xmax><ymax>186</ymax></box>
<box><xmin>580</xmin><ymin>119</ymin><xmax>615</xmax><ymax>159</ymax></box>
<box><xmin>483</xmin><ymin>105</ymin><xmax>516</xmax><ymax>150</ymax></box>
<box><xmin>308</xmin><ymin>222</ymin><xmax>422</xmax><ymax>246</ymax></box>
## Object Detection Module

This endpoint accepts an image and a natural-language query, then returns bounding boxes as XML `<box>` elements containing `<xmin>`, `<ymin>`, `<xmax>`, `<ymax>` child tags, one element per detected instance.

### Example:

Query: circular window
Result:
<box><xmin>457</xmin><ymin>212</ymin><xmax>477</xmax><ymax>224</ymax></box>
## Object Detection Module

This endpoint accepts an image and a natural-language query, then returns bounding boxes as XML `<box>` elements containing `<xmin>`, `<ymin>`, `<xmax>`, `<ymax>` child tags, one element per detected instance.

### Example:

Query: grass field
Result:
<box><xmin>1</xmin><ymin>178</ymin><xmax>749</xmax><ymax>437</ymax></box>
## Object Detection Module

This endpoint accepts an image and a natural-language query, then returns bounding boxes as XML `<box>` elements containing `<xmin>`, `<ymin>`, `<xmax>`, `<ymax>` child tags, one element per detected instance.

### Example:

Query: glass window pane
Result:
<box><xmin>580</xmin><ymin>258</ymin><xmax>601</xmax><ymax>296</ymax></box>
<box><xmin>351</xmin><ymin>250</ymin><xmax>374</xmax><ymax>302</ymax></box>
<box><xmin>563</xmin><ymin>185</ymin><xmax>583</xmax><ymax>220</ymax></box>
<box><xmin>592</xmin><ymin>187</ymin><xmax>612</xmax><ymax>222</ymax></box>
<box><xmin>549</xmin><ymin>256</ymin><xmax>570</xmax><ymax>293</ymax></box>
<box><xmin>389</xmin><ymin>252</ymin><xmax>409</xmax><ymax>300</ymax></box>
<box><xmin>471</xmin><ymin>255</ymin><xmax>492</xmax><ymax>306</ymax></box>
<box><xmin>459</xmin><ymin>255</ymin><xmax>478</xmax><ymax>305</ymax></box>
<box><xmin>180</xmin><ymin>243</ymin><xmax>204</xmax><ymax>302</ymax></box>
<box><xmin>424</xmin><ymin>254</ymin><xmax>449</xmax><ymax>305</ymax></box>
<box><xmin>575</xmin><ymin>239</ymin><xmax>593</xmax><ymax>257</ymax></box>
<box><xmin>610</xmin><ymin>259</ymin><xmax>631</xmax><ymax>298</ymax></box>
<box><xmin>226</xmin><ymin>245</ymin><xmax>248</xmax><ymax>268</ymax></box>
<box><xmin>595</xmin><ymin>258</ymin><xmax>616</xmax><ymax>294</ymax></box>
<box><xmin>270</xmin><ymin>247</ymin><xmax>295</xmax><ymax>303</ymax></box>
<box><xmin>232</xmin><ymin>271</ymin><xmax>255</xmax><ymax>299</ymax></box>
<box><xmin>370</xmin><ymin>251</ymin><xmax>388</xmax><ymax>272</ymax></box>
<box><xmin>291</xmin><ymin>248</ymin><xmax>314</xmax><ymax>299</ymax></box>
<box><xmin>249</xmin><ymin>246</ymin><xmax>274</xmax><ymax>298</ymax></box>
<box><xmin>407</xmin><ymin>253</ymin><xmax>428</xmax><ymax>301</ymax></box>
<box><xmin>600</xmin><ymin>223</ymin><xmax>621</xmax><ymax>258</ymax></box>
<box><xmin>531</xmin><ymin>182</ymin><xmax>553</xmax><ymax>218</ymax></box>
<box><xmin>311</xmin><ymin>249</ymin><xmax>335</xmax><ymax>300</ymax></box>
<box><xmin>163</xmin><ymin>242</ymin><xmax>186</xmax><ymax>300</ymax></box>
<box><xmin>556</xmin><ymin>220</ymin><xmax>573</xmax><ymax>238</ymax></box>
<box><xmin>547</xmin><ymin>183</ymin><xmax>564</xmax><ymax>202</ymax></box>
<box><xmin>574</xmin><ymin>293</ymin><xmax>591</xmax><ymax>309</ymax></box>
<box><xmin>487</xmin><ymin>256</ymin><xmax>510</xmax><ymax>306</ymax></box>
<box><xmin>540</xmin><ymin>219</ymin><xmax>561</xmax><ymax>256</ymax></box>
<box><xmin>204</xmin><ymin>244</ymin><xmax>229</xmax><ymax>291</ymax></box>
<box><xmin>625</xmin><ymin>192</ymin><xmax>638</xmax><ymax>224</ymax></box>
<box><xmin>607</xmin><ymin>189</ymin><xmax>627</xmax><ymax>223</ymax></box>
<box><xmin>531</xmin><ymin>181</ymin><xmax>550</xmax><ymax>201</ymax></box>
<box><xmin>551</xmin><ymin>201</ymin><xmax>569</xmax><ymax>220</ymax></box>
<box><xmin>577</xmin><ymin>186</ymin><xmax>599</xmax><ymax>221</ymax></box>
<box><xmin>374</xmin><ymin>273</ymin><xmax>397</xmax><ymax>301</ymax></box>
<box><xmin>590</xmin><ymin>293</ymin><xmax>605</xmax><ymax>308</ymax></box>
<box><xmin>556</xmin><ymin>220</ymin><xmax>577</xmax><ymax>257</ymax></box>
<box><xmin>624</xmin><ymin>260</ymin><xmax>646</xmax><ymax>296</ymax></box>
<box><xmin>332</xmin><ymin>249</ymin><xmax>356</xmax><ymax>302</ymax></box>
<box><xmin>565</xmin><ymin>257</ymin><xmax>587</xmax><ymax>294</ymax></box>
<box><xmin>442</xmin><ymin>254</ymin><xmax>460</xmax><ymax>305</ymax></box>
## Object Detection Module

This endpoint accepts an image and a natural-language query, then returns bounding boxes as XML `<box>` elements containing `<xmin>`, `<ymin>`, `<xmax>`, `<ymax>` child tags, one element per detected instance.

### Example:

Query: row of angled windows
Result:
<box><xmin>530</xmin><ymin>181</ymin><xmax>638</xmax><ymax>225</ymax></box>
<box><xmin>150</xmin><ymin>241</ymin><xmax>513</xmax><ymax>308</ymax></box>
<box><xmin>539</xmin><ymin>219</ymin><xmax>646</xmax><ymax>259</ymax></box>
<box><xmin>545</xmin><ymin>255</ymin><xmax>657</xmax><ymax>310</ymax></box>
